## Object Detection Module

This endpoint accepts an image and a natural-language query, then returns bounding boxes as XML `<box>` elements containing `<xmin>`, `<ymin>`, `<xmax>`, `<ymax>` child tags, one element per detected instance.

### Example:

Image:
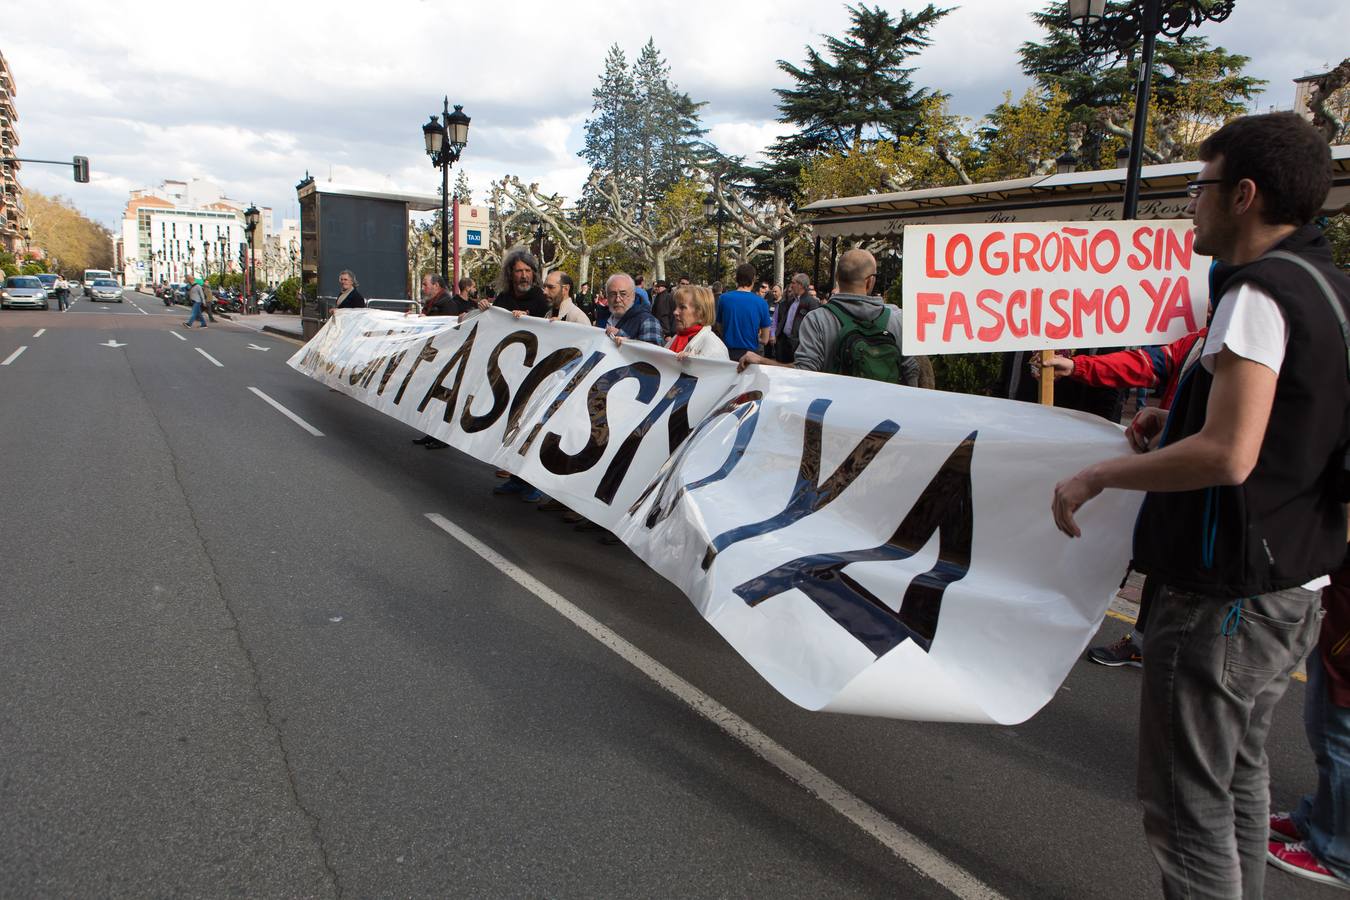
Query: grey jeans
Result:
<box><xmin>1138</xmin><ymin>584</ymin><xmax>1321</xmax><ymax>899</ymax></box>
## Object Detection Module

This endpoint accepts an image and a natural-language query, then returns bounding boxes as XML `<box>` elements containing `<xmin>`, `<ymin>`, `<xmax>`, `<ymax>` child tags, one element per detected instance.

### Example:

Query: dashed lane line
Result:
<box><xmin>170</xmin><ymin>330</ymin><xmax>187</xmax><ymax>341</ymax></box>
<box><xmin>424</xmin><ymin>511</ymin><xmax>1008</xmax><ymax>900</ymax></box>
<box><xmin>194</xmin><ymin>347</ymin><xmax>224</xmax><ymax>367</ymax></box>
<box><xmin>1</xmin><ymin>346</ymin><xmax>27</xmax><ymax>366</ymax></box>
<box><xmin>33</xmin><ymin>328</ymin><xmax>45</xmax><ymax>337</ymax></box>
<box><xmin>247</xmin><ymin>387</ymin><xmax>324</xmax><ymax>437</ymax></box>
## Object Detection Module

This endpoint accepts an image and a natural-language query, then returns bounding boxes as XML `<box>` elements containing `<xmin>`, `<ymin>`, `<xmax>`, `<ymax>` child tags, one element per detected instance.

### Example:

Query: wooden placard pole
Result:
<box><xmin>1039</xmin><ymin>349</ymin><xmax>1055</xmax><ymax>406</ymax></box>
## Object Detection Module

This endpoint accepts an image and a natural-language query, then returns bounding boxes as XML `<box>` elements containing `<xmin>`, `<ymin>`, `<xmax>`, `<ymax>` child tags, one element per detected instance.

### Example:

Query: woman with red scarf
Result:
<box><xmin>665</xmin><ymin>285</ymin><xmax>728</xmax><ymax>360</ymax></box>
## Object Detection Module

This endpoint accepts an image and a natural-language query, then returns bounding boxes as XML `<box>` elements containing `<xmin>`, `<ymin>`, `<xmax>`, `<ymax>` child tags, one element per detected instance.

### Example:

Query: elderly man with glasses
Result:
<box><xmin>603</xmin><ymin>273</ymin><xmax>665</xmax><ymax>346</ymax></box>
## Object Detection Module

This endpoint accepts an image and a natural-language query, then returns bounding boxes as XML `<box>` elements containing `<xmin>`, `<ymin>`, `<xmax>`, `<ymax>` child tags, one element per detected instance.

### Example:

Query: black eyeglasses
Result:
<box><xmin>1185</xmin><ymin>179</ymin><xmax>1223</xmax><ymax>199</ymax></box>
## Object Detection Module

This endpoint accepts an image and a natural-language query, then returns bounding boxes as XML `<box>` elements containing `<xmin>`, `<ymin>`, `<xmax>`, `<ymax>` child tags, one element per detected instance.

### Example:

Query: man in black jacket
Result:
<box><xmin>413</xmin><ymin>273</ymin><xmax>458</xmax><ymax>449</ymax></box>
<box><xmin>491</xmin><ymin>248</ymin><xmax>549</xmax><ymax>317</ymax></box>
<box><xmin>1052</xmin><ymin>112</ymin><xmax>1350</xmax><ymax>898</ymax></box>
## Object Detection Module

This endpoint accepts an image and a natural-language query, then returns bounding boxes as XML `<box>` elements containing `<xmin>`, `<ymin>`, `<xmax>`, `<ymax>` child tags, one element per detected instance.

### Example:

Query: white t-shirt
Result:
<box><xmin>1202</xmin><ymin>282</ymin><xmax>1330</xmax><ymax>591</ymax></box>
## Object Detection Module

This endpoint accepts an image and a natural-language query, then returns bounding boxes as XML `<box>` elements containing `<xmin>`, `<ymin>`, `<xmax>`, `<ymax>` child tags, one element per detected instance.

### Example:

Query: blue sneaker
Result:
<box><xmin>493</xmin><ymin>478</ymin><xmax>525</xmax><ymax>496</ymax></box>
<box><xmin>521</xmin><ymin>489</ymin><xmax>543</xmax><ymax>503</ymax></box>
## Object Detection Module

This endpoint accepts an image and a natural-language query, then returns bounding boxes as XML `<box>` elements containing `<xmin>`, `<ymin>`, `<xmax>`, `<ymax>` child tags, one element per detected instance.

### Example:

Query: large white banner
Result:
<box><xmin>291</xmin><ymin>309</ymin><xmax>1144</xmax><ymax>724</ymax></box>
<box><xmin>902</xmin><ymin>220</ymin><xmax>1210</xmax><ymax>355</ymax></box>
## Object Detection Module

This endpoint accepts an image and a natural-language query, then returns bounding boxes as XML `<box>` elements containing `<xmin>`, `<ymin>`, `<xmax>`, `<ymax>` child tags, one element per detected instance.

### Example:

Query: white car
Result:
<box><xmin>2</xmin><ymin>275</ymin><xmax>50</xmax><ymax>309</ymax></box>
<box><xmin>89</xmin><ymin>278</ymin><xmax>124</xmax><ymax>302</ymax></box>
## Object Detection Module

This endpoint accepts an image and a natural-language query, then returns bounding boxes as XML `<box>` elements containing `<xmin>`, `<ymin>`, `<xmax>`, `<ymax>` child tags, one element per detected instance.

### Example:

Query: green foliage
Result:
<box><xmin>20</xmin><ymin>260</ymin><xmax>47</xmax><ymax>276</ymax></box>
<box><xmin>930</xmin><ymin>353</ymin><xmax>1005</xmax><ymax>396</ymax></box>
<box><xmin>274</xmin><ymin>276</ymin><xmax>301</xmax><ymax>312</ymax></box>
<box><xmin>975</xmin><ymin>86</ymin><xmax>1070</xmax><ymax>180</ymax></box>
<box><xmin>1019</xmin><ymin>2</ymin><xmax>1263</xmax><ymax>166</ymax></box>
<box><xmin>772</xmin><ymin>3</ymin><xmax>952</xmax><ymax>159</ymax></box>
<box><xmin>1324</xmin><ymin>214</ymin><xmax>1349</xmax><ymax>270</ymax></box>
<box><xmin>0</xmin><ymin>250</ymin><xmax>16</xmax><ymax>278</ymax></box>
<box><xmin>207</xmin><ymin>272</ymin><xmax>246</xmax><ymax>291</ymax></box>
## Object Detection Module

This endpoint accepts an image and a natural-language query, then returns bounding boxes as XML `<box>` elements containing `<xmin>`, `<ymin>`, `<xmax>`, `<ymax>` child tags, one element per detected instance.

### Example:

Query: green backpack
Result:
<box><xmin>825</xmin><ymin>303</ymin><xmax>904</xmax><ymax>383</ymax></box>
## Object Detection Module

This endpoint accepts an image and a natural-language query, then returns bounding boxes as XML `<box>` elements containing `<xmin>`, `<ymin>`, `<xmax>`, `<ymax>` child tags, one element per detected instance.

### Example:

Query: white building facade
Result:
<box><xmin>118</xmin><ymin>178</ymin><xmax>273</xmax><ymax>285</ymax></box>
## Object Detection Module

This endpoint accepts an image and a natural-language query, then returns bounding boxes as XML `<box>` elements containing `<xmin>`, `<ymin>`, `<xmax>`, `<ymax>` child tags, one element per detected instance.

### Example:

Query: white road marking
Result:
<box><xmin>1</xmin><ymin>346</ymin><xmax>27</xmax><ymax>366</ymax></box>
<box><xmin>170</xmin><ymin>330</ymin><xmax>187</xmax><ymax>341</ymax></box>
<box><xmin>248</xmin><ymin>387</ymin><xmax>324</xmax><ymax>436</ymax></box>
<box><xmin>423</xmin><ymin>512</ymin><xmax>1008</xmax><ymax>900</ymax></box>
<box><xmin>194</xmin><ymin>347</ymin><xmax>223</xmax><ymax>367</ymax></box>
<box><xmin>99</xmin><ymin>339</ymin><xmax>127</xmax><ymax>348</ymax></box>
<box><xmin>33</xmin><ymin>329</ymin><xmax>45</xmax><ymax>337</ymax></box>
<box><xmin>247</xmin><ymin>343</ymin><xmax>271</xmax><ymax>352</ymax></box>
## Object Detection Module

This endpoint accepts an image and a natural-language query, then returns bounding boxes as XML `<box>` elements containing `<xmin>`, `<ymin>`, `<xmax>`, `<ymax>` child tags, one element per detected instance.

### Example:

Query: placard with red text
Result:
<box><xmin>901</xmin><ymin>221</ymin><xmax>1210</xmax><ymax>355</ymax></box>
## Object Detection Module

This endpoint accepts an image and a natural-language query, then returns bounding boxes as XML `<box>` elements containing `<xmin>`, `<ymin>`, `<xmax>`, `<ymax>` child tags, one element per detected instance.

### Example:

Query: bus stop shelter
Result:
<box><xmin>296</xmin><ymin>178</ymin><xmax>441</xmax><ymax>339</ymax></box>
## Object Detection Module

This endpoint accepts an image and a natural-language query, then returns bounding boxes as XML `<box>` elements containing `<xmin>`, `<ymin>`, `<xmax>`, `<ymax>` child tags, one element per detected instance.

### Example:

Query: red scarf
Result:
<box><xmin>669</xmin><ymin>324</ymin><xmax>702</xmax><ymax>354</ymax></box>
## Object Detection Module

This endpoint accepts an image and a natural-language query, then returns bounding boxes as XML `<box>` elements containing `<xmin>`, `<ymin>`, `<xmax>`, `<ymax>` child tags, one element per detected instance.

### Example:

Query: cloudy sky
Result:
<box><xmin>6</xmin><ymin>0</ymin><xmax>1344</xmax><ymax>230</ymax></box>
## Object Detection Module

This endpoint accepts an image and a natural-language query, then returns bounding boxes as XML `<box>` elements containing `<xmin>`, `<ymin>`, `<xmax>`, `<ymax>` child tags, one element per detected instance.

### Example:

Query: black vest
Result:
<box><xmin>1132</xmin><ymin>224</ymin><xmax>1350</xmax><ymax>596</ymax></box>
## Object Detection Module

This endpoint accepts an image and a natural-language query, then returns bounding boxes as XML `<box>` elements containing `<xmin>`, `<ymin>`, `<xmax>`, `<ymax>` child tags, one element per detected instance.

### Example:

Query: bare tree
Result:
<box><xmin>706</xmin><ymin>174</ymin><xmax>803</xmax><ymax>287</ymax></box>
<box><xmin>1305</xmin><ymin>58</ymin><xmax>1350</xmax><ymax>144</ymax></box>
<box><xmin>502</xmin><ymin>176</ymin><xmax>620</xmax><ymax>284</ymax></box>
<box><xmin>596</xmin><ymin>174</ymin><xmax>701</xmax><ymax>280</ymax></box>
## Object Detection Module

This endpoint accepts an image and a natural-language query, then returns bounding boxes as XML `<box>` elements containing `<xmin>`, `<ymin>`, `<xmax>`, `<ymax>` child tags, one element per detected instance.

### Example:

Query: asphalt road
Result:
<box><xmin>0</xmin><ymin>293</ymin><xmax>1331</xmax><ymax>898</ymax></box>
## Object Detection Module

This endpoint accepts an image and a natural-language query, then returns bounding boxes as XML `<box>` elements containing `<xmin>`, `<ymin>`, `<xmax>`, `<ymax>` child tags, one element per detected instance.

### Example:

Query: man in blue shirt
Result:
<box><xmin>633</xmin><ymin>274</ymin><xmax>651</xmax><ymax>309</ymax></box>
<box><xmin>715</xmin><ymin>263</ymin><xmax>771</xmax><ymax>362</ymax></box>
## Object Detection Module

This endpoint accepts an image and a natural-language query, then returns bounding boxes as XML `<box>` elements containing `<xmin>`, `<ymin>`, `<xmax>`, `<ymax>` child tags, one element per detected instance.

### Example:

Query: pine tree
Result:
<box><xmin>453</xmin><ymin>170</ymin><xmax>473</xmax><ymax>205</ymax></box>
<box><xmin>580</xmin><ymin>44</ymin><xmax>638</xmax><ymax>215</ymax></box>
<box><xmin>770</xmin><ymin>4</ymin><xmax>952</xmax><ymax>160</ymax></box>
<box><xmin>1019</xmin><ymin>1</ymin><xmax>1263</xmax><ymax>165</ymax></box>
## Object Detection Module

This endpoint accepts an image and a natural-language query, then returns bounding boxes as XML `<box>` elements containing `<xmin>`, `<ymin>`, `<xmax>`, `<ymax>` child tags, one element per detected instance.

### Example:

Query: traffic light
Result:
<box><xmin>72</xmin><ymin>156</ymin><xmax>89</xmax><ymax>183</ymax></box>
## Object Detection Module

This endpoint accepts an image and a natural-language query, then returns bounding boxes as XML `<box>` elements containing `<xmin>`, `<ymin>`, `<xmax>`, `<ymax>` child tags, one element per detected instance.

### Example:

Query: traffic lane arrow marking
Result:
<box><xmin>100</xmin><ymin>339</ymin><xmax>127</xmax><ymax>348</ymax></box>
<box><xmin>247</xmin><ymin>344</ymin><xmax>271</xmax><ymax>352</ymax></box>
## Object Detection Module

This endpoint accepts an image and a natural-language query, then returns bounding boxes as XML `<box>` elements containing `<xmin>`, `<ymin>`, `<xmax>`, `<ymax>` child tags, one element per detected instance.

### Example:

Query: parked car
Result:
<box><xmin>2</xmin><ymin>275</ymin><xmax>50</xmax><ymax>309</ymax></box>
<box><xmin>90</xmin><ymin>278</ymin><xmax>124</xmax><ymax>302</ymax></box>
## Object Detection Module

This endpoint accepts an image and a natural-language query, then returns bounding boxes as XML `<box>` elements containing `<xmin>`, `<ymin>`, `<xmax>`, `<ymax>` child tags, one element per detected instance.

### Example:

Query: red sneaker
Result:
<box><xmin>1270</xmin><ymin>812</ymin><xmax>1304</xmax><ymax>843</ymax></box>
<box><xmin>1267</xmin><ymin>841</ymin><xmax>1350</xmax><ymax>890</ymax></box>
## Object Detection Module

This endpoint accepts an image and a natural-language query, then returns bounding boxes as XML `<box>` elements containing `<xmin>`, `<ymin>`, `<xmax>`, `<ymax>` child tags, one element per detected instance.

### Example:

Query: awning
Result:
<box><xmin>802</xmin><ymin>145</ymin><xmax>1350</xmax><ymax>239</ymax></box>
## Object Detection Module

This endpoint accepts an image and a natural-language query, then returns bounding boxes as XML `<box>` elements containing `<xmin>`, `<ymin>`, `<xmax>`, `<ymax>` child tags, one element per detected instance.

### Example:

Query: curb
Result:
<box><xmin>262</xmin><ymin>325</ymin><xmax>304</xmax><ymax>343</ymax></box>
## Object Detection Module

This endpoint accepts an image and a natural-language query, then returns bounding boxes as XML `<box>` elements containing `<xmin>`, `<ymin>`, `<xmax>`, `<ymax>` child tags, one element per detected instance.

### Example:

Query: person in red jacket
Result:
<box><xmin>1031</xmin><ymin>327</ymin><xmax>1208</xmax><ymax>667</ymax></box>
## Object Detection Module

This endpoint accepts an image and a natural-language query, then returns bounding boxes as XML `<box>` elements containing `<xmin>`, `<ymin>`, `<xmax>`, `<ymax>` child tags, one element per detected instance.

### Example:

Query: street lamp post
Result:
<box><xmin>422</xmin><ymin>98</ymin><xmax>471</xmax><ymax>285</ymax></box>
<box><xmin>1066</xmin><ymin>0</ymin><xmax>1234</xmax><ymax>219</ymax></box>
<box><xmin>702</xmin><ymin>193</ymin><xmax>726</xmax><ymax>285</ymax></box>
<box><xmin>533</xmin><ymin>222</ymin><xmax>546</xmax><ymax>267</ymax></box>
<box><xmin>244</xmin><ymin>204</ymin><xmax>260</xmax><ymax>305</ymax></box>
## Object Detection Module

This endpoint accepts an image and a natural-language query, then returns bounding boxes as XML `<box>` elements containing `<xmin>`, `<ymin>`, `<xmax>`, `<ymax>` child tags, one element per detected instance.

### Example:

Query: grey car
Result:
<box><xmin>90</xmin><ymin>279</ymin><xmax>123</xmax><ymax>302</ymax></box>
<box><xmin>1</xmin><ymin>275</ymin><xmax>49</xmax><ymax>310</ymax></box>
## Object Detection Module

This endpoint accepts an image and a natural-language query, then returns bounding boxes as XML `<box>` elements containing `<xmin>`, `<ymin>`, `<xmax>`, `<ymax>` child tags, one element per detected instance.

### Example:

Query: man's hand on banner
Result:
<box><xmin>1127</xmin><ymin>407</ymin><xmax>1168</xmax><ymax>453</ymax></box>
<box><xmin>1052</xmin><ymin>468</ymin><xmax>1103</xmax><ymax>538</ymax></box>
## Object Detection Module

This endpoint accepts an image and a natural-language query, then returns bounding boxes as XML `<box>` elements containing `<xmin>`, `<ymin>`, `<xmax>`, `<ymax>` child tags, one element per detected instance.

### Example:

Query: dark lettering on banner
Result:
<box><xmin>703</xmin><ymin>398</ymin><xmax>900</xmax><ymax>570</ymax></box>
<box><xmin>394</xmin><ymin>336</ymin><xmax>442</xmax><ymax>405</ymax></box>
<box><xmin>538</xmin><ymin>362</ymin><xmax>661</xmax><ymax>476</ymax></box>
<box><xmin>462</xmin><ymin>330</ymin><xmax>537</xmax><ymax>434</ymax></box>
<box><xmin>733</xmin><ymin>433</ymin><xmax>977</xmax><ymax>656</ymax></box>
<box><xmin>376</xmin><ymin>350</ymin><xmax>409</xmax><ymax>396</ymax></box>
<box><xmin>516</xmin><ymin>351</ymin><xmax>607</xmax><ymax>456</ymax></box>
<box><xmin>500</xmin><ymin>347</ymin><xmax>585</xmax><ymax>446</ymax></box>
<box><xmin>417</xmin><ymin>324</ymin><xmax>479</xmax><ymax>421</ymax></box>
<box><xmin>629</xmin><ymin>390</ymin><xmax>764</xmax><ymax>529</ymax></box>
<box><xmin>594</xmin><ymin>373</ymin><xmax>698</xmax><ymax>505</ymax></box>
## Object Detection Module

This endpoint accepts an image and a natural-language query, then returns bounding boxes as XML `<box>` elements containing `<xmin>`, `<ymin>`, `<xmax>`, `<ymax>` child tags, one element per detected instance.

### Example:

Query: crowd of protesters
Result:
<box><xmin>382</xmin><ymin>111</ymin><xmax>1350</xmax><ymax>897</ymax></box>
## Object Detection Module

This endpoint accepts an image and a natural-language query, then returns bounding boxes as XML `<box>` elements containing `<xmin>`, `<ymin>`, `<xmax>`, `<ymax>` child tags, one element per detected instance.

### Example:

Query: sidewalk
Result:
<box><xmin>221</xmin><ymin>311</ymin><xmax>305</xmax><ymax>341</ymax></box>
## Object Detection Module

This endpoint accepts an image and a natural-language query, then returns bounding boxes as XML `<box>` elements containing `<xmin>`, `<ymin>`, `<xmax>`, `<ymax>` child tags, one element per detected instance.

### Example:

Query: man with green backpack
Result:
<box><xmin>737</xmin><ymin>248</ymin><xmax>920</xmax><ymax>386</ymax></box>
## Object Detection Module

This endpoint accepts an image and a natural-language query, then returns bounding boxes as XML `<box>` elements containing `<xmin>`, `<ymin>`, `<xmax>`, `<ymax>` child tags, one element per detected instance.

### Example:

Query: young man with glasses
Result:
<box><xmin>1052</xmin><ymin>112</ymin><xmax>1350</xmax><ymax>898</ymax></box>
